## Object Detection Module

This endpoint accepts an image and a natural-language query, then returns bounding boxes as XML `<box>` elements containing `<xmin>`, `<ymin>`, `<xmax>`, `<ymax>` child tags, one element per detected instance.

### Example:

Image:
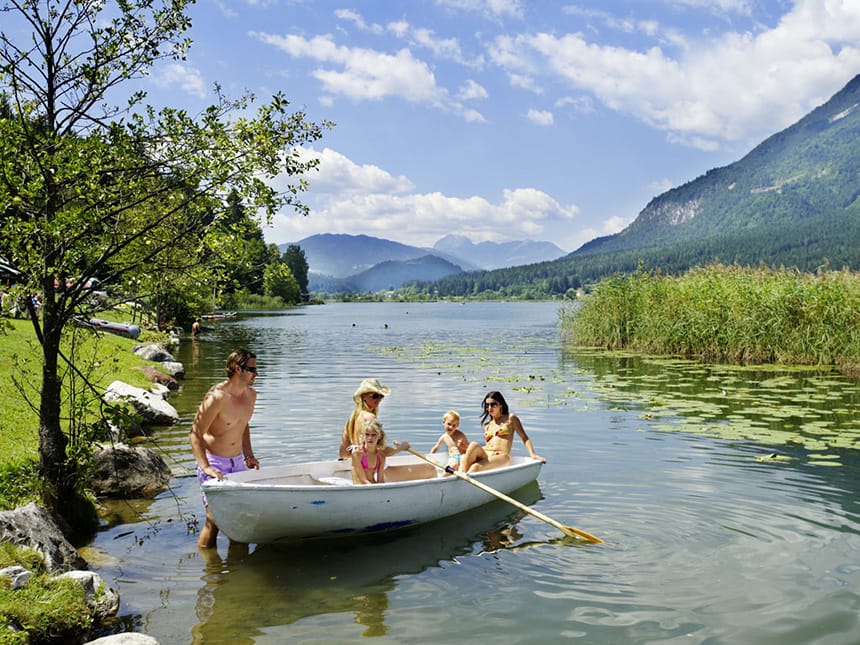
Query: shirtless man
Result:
<box><xmin>189</xmin><ymin>348</ymin><xmax>260</xmax><ymax>548</ymax></box>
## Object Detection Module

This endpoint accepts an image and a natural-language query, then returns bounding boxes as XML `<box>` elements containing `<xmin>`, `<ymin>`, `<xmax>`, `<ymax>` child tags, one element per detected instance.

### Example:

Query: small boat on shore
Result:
<box><xmin>84</xmin><ymin>318</ymin><xmax>141</xmax><ymax>339</ymax></box>
<box><xmin>200</xmin><ymin>311</ymin><xmax>237</xmax><ymax>321</ymax></box>
<box><xmin>203</xmin><ymin>453</ymin><xmax>543</xmax><ymax>543</ymax></box>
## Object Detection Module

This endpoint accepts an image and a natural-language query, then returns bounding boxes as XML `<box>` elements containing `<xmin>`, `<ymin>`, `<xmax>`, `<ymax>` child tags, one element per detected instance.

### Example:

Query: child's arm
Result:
<box><xmin>429</xmin><ymin>434</ymin><xmax>445</xmax><ymax>454</ymax></box>
<box><xmin>381</xmin><ymin>441</ymin><xmax>410</xmax><ymax>457</ymax></box>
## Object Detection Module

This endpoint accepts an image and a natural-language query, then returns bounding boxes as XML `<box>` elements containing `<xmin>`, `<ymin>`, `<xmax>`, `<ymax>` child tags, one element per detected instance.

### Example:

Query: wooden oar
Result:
<box><xmin>396</xmin><ymin>444</ymin><xmax>603</xmax><ymax>544</ymax></box>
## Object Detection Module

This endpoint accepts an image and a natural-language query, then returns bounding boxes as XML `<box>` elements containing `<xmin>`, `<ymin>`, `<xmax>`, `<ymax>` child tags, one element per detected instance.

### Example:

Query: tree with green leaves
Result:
<box><xmin>263</xmin><ymin>262</ymin><xmax>301</xmax><ymax>304</ymax></box>
<box><xmin>0</xmin><ymin>0</ymin><xmax>330</xmax><ymax>527</ymax></box>
<box><xmin>281</xmin><ymin>244</ymin><xmax>310</xmax><ymax>300</ymax></box>
<box><xmin>216</xmin><ymin>190</ymin><xmax>274</xmax><ymax>298</ymax></box>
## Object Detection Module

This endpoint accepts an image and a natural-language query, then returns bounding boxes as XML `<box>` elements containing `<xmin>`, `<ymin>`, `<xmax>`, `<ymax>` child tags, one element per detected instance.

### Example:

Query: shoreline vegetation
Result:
<box><xmin>561</xmin><ymin>263</ymin><xmax>860</xmax><ymax>377</ymax></box>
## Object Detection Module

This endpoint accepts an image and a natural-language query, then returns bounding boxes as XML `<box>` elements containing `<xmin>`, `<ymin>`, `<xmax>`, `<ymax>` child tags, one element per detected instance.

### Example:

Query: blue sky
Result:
<box><xmin>144</xmin><ymin>0</ymin><xmax>859</xmax><ymax>252</ymax></box>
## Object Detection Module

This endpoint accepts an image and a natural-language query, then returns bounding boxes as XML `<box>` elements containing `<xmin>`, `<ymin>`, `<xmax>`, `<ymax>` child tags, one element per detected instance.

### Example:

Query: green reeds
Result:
<box><xmin>561</xmin><ymin>263</ymin><xmax>860</xmax><ymax>374</ymax></box>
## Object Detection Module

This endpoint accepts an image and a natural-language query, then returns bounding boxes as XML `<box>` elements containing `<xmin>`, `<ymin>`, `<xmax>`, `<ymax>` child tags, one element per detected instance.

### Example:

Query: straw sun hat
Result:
<box><xmin>353</xmin><ymin>378</ymin><xmax>391</xmax><ymax>404</ymax></box>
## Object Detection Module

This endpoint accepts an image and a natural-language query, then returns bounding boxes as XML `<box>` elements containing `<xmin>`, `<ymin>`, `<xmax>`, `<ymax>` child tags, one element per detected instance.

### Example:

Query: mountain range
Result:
<box><xmin>280</xmin><ymin>233</ymin><xmax>566</xmax><ymax>292</ymax></box>
<box><xmin>575</xmin><ymin>73</ymin><xmax>860</xmax><ymax>260</ymax></box>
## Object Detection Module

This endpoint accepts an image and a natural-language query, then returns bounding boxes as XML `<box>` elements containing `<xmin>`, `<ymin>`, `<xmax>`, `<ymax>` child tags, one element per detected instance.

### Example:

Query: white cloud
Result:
<box><xmin>276</xmin><ymin>147</ymin><xmax>415</xmax><ymax>197</ymax></box>
<box><xmin>489</xmin><ymin>0</ymin><xmax>860</xmax><ymax>148</ymax></box>
<box><xmin>407</xmin><ymin>26</ymin><xmax>466</xmax><ymax>62</ymax></box>
<box><xmin>150</xmin><ymin>62</ymin><xmax>207</xmax><ymax>98</ymax></box>
<box><xmin>526</xmin><ymin>108</ymin><xmax>554</xmax><ymax>125</ymax></box>
<box><xmin>463</xmin><ymin>108</ymin><xmax>487</xmax><ymax>123</ymax></box>
<box><xmin>253</xmin><ymin>31</ymin><xmax>487</xmax><ymax>121</ymax></box>
<box><xmin>335</xmin><ymin>9</ymin><xmax>384</xmax><ymax>34</ymax></box>
<box><xmin>334</xmin><ymin>10</ymin><xmax>483</xmax><ymax>67</ymax></box>
<box><xmin>382</xmin><ymin>17</ymin><xmax>485</xmax><ymax>68</ymax></box>
<box><xmin>667</xmin><ymin>0</ymin><xmax>753</xmax><ymax>14</ymax></box>
<box><xmin>571</xmin><ymin>214</ymin><xmax>631</xmax><ymax>251</ymax></box>
<box><xmin>458</xmin><ymin>79</ymin><xmax>489</xmax><ymax>100</ymax></box>
<box><xmin>435</xmin><ymin>0</ymin><xmax>524</xmax><ymax>20</ymax></box>
<box><xmin>507</xmin><ymin>72</ymin><xmax>543</xmax><ymax>94</ymax></box>
<box><xmin>253</xmin><ymin>33</ymin><xmax>444</xmax><ymax>104</ymax></box>
<box><xmin>267</xmin><ymin>148</ymin><xmax>579</xmax><ymax>248</ymax></box>
<box><xmin>649</xmin><ymin>178</ymin><xmax>676</xmax><ymax>195</ymax></box>
<box><xmin>555</xmin><ymin>95</ymin><xmax>594</xmax><ymax>114</ymax></box>
<box><xmin>602</xmin><ymin>215</ymin><xmax>631</xmax><ymax>235</ymax></box>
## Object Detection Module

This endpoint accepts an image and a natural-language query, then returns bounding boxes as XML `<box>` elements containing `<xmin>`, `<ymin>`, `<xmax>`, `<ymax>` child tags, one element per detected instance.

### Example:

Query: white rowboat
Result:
<box><xmin>203</xmin><ymin>453</ymin><xmax>543</xmax><ymax>543</ymax></box>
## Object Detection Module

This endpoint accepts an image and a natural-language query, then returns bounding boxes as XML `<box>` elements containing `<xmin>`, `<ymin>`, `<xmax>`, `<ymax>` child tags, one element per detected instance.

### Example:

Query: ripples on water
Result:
<box><xmin>89</xmin><ymin>302</ymin><xmax>860</xmax><ymax>644</ymax></box>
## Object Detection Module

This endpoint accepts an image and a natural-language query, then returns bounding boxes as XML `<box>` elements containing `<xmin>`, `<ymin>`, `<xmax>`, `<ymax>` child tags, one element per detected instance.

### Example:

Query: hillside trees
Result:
<box><xmin>281</xmin><ymin>244</ymin><xmax>310</xmax><ymax>298</ymax></box>
<box><xmin>263</xmin><ymin>262</ymin><xmax>301</xmax><ymax>303</ymax></box>
<box><xmin>215</xmin><ymin>190</ymin><xmax>274</xmax><ymax>301</ymax></box>
<box><xmin>0</xmin><ymin>0</ymin><xmax>329</xmax><ymax>526</ymax></box>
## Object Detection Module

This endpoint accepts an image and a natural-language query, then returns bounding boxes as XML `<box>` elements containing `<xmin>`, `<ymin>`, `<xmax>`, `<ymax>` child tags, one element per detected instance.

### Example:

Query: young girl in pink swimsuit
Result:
<box><xmin>351</xmin><ymin>417</ymin><xmax>412</xmax><ymax>484</ymax></box>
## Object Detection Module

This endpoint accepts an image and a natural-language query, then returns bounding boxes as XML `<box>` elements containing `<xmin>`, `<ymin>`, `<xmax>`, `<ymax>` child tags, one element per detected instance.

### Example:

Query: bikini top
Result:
<box><xmin>361</xmin><ymin>447</ymin><xmax>382</xmax><ymax>474</ymax></box>
<box><xmin>485</xmin><ymin>420</ymin><xmax>513</xmax><ymax>442</ymax></box>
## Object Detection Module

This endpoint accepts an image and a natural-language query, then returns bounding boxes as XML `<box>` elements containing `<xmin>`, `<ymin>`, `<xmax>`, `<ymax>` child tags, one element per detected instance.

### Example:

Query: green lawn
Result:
<box><xmin>0</xmin><ymin>316</ymin><xmax>166</xmax><ymax>465</ymax></box>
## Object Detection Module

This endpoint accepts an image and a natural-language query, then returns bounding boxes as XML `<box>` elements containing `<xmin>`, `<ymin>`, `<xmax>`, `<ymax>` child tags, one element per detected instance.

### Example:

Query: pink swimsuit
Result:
<box><xmin>361</xmin><ymin>448</ymin><xmax>382</xmax><ymax>476</ymax></box>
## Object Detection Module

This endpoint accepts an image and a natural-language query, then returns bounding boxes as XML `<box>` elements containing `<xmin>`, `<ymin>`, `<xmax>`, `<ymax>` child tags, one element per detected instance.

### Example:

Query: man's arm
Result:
<box><xmin>189</xmin><ymin>389</ymin><xmax>225</xmax><ymax>477</ymax></box>
<box><xmin>241</xmin><ymin>423</ymin><xmax>259</xmax><ymax>469</ymax></box>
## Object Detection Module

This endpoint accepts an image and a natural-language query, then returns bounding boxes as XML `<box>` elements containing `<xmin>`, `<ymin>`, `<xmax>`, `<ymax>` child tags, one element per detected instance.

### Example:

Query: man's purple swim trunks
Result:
<box><xmin>197</xmin><ymin>453</ymin><xmax>246</xmax><ymax>505</ymax></box>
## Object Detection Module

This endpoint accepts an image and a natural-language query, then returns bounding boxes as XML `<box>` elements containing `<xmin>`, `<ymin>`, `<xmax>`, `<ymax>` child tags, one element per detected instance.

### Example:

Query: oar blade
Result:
<box><xmin>561</xmin><ymin>525</ymin><xmax>604</xmax><ymax>544</ymax></box>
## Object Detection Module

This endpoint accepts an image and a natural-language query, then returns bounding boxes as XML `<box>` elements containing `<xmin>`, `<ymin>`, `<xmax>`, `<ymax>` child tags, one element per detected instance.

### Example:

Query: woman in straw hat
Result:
<box><xmin>338</xmin><ymin>378</ymin><xmax>437</xmax><ymax>481</ymax></box>
<box><xmin>339</xmin><ymin>378</ymin><xmax>391</xmax><ymax>459</ymax></box>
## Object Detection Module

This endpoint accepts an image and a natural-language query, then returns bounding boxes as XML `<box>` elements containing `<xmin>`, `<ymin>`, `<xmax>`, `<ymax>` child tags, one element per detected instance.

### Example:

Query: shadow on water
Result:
<box><xmin>190</xmin><ymin>482</ymin><xmax>549</xmax><ymax>642</ymax></box>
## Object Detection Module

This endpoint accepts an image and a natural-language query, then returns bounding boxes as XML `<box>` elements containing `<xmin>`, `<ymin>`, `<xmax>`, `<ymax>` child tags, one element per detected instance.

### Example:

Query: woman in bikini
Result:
<box><xmin>459</xmin><ymin>391</ymin><xmax>546</xmax><ymax>473</ymax></box>
<box><xmin>351</xmin><ymin>416</ymin><xmax>408</xmax><ymax>484</ymax></box>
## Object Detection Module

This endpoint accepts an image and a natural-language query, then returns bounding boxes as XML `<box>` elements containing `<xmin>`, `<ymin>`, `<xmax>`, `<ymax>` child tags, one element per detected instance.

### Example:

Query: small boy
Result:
<box><xmin>429</xmin><ymin>410</ymin><xmax>469</xmax><ymax>472</ymax></box>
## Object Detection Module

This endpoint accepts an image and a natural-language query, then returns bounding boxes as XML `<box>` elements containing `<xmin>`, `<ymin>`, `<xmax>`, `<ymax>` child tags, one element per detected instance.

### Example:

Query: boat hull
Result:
<box><xmin>203</xmin><ymin>454</ymin><xmax>543</xmax><ymax>543</ymax></box>
<box><xmin>87</xmin><ymin>318</ymin><xmax>140</xmax><ymax>339</ymax></box>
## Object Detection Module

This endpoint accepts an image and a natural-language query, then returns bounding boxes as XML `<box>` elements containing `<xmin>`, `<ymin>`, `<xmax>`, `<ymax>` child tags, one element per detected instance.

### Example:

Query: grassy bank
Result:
<box><xmin>0</xmin><ymin>319</ymin><xmax>172</xmax><ymax>643</ymax></box>
<box><xmin>0</xmin><ymin>317</ymin><xmax>167</xmax><ymax>505</ymax></box>
<box><xmin>561</xmin><ymin>264</ymin><xmax>860</xmax><ymax>374</ymax></box>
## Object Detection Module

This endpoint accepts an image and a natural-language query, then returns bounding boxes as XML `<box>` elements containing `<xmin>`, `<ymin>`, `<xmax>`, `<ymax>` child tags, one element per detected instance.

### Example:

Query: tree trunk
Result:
<box><xmin>36</xmin><ymin>294</ymin><xmax>71</xmax><ymax>518</ymax></box>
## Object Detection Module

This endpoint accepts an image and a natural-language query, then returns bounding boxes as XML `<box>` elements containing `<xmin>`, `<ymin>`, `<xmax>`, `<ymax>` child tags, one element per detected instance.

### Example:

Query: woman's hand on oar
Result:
<box><xmin>395</xmin><ymin>442</ymin><xmax>603</xmax><ymax>544</ymax></box>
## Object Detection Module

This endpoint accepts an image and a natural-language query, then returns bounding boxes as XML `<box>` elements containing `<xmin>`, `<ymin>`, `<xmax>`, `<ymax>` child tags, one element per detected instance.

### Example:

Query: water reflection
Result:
<box><xmin>190</xmin><ymin>484</ymin><xmax>541</xmax><ymax>642</ymax></box>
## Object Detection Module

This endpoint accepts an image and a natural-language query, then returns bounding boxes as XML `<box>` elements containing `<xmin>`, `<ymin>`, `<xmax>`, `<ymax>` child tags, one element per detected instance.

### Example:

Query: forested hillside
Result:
<box><xmin>583</xmin><ymin>73</ymin><xmax>860</xmax><ymax>255</ymax></box>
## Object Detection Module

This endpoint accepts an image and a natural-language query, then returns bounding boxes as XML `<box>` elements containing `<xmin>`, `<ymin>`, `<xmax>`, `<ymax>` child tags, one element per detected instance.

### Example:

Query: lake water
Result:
<box><xmin>86</xmin><ymin>301</ymin><xmax>860</xmax><ymax>644</ymax></box>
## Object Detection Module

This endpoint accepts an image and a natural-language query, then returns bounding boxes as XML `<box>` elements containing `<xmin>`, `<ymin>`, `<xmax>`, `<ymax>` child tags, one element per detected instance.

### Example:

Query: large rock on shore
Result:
<box><xmin>103</xmin><ymin>381</ymin><xmax>179</xmax><ymax>425</ymax></box>
<box><xmin>131</xmin><ymin>343</ymin><xmax>175</xmax><ymax>363</ymax></box>
<box><xmin>131</xmin><ymin>343</ymin><xmax>185</xmax><ymax>379</ymax></box>
<box><xmin>0</xmin><ymin>503</ymin><xmax>87</xmax><ymax>573</ymax></box>
<box><xmin>133</xmin><ymin>365</ymin><xmax>178</xmax><ymax>391</ymax></box>
<box><xmin>85</xmin><ymin>634</ymin><xmax>160</xmax><ymax>644</ymax></box>
<box><xmin>90</xmin><ymin>444</ymin><xmax>171</xmax><ymax>498</ymax></box>
<box><xmin>58</xmin><ymin>570</ymin><xmax>121</xmax><ymax>619</ymax></box>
